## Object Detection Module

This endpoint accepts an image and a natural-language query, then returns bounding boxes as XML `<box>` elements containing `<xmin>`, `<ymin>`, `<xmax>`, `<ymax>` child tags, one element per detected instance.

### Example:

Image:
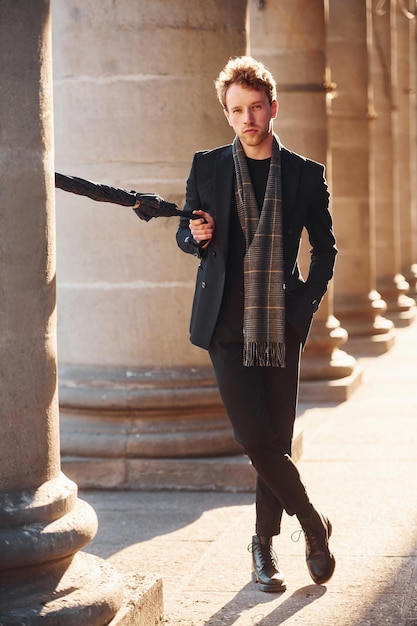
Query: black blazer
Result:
<box><xmin>176</xmin><ymin>141</ymin><xmax>337</xmax><ymax>350</ymax></box>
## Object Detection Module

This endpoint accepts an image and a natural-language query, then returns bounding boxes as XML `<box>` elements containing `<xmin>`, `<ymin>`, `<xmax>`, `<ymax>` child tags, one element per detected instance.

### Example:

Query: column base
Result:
<box><xmin>0</xmin><ymin>474</ymin><xmax>124</xmax><ymax>625</ymax></box>
<box><xmin>334</xmin><ymin>290</ymin><xmax>395</xmax><ymax>354</ymax></box>
<box><xmin>0</xmin><ymin>552</ymin><xmax>123</xmax><ymax>626</ymax></box>
<box><xmin>300</xmin><ymin>315</ymin><xmax>358</xmax><ymax>382</ymax></box>
<box><xmin>402</xmin><ymin>263</ymin><xmax>417</xmax><ymax>297</ymax></box>
<box><xmin>59</xmin><ymin>364</ymin><xmax>242</xmax><ymax>459</ymax></box>
<box><xmin>377</xmin><ymin>274</ymin><xmax>417</xmax><ymax>326</ymax></box>
<box><xmin>385</xmin><ymin>296</ymin><xmax>417</xmax><ymax>327</ymax></box>
<box><xmin>299</xmin><ymin>364</ymin><xmax>363</xmax><ymax>403</ymax></box>
<box><xmin>343</xmin><ymin>327</ymin><xmax>396</xmax><ymax>356</ymax></box>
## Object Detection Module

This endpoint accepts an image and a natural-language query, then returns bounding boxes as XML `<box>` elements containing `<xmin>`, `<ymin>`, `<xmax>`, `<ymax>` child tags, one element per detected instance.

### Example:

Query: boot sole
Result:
<box><xmin>251</xmin><ymin>571</ymin><xmax>287</xmax><ymax>592</ymax></box>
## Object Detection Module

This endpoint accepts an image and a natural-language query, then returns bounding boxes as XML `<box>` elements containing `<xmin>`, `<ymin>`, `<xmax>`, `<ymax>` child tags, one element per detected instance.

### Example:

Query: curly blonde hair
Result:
<box><xmin>215</xmin><ymin>56</ymin><xmax>277</xmax><ymax>110</ymax></box>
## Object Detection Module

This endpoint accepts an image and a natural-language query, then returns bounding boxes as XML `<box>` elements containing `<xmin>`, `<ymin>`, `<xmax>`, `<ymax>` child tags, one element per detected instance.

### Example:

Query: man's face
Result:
<box><xmin>224</xmin><ymin>84</ymin><xmax>278</xmax><ymax>155</ymax></box>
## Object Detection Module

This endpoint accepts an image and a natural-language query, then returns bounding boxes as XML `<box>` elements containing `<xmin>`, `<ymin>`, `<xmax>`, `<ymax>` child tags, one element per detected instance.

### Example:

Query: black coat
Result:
<box><xmin>176</xmin><ymin>141</ymin><xmax>337</xmax><ymax>350</ymax></box>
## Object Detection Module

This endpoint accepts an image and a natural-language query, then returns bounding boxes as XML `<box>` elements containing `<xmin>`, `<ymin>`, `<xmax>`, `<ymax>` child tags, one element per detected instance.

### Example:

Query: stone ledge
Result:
<box><xmin>109</xmin><ymin>573</ymin><xmax>163</xmax><ymax>626</ymax></box>
<box><xmin>299</xmin><ymin>364</ymin><xmax>363</xmax><ymax>403</ymax></box>
<box><xmin>61</xmin><ymin>426</ymin><xmax>303</xmax><ymax>492</ymax></box>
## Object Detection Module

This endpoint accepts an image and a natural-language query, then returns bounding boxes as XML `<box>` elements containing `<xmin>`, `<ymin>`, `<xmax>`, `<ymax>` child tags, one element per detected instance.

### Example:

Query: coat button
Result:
<box><xmin>202</xmin><ymin>281</ymin><xmax>207</xmax><ymax>289</ymax></box>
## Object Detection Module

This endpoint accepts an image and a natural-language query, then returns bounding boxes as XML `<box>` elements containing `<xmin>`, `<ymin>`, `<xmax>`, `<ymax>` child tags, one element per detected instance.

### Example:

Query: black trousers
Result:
<box><xmin>209</xmin><ymin>320</ymin><xmax>311</xmax><ymax>537</ymax></box>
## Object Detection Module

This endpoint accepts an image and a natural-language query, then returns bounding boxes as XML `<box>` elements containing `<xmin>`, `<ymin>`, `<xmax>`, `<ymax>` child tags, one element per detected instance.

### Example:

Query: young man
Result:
<box><xmin>176</xmin><ymin>56</ymin><xmax>337</xmax><ymax>591</ymax></box>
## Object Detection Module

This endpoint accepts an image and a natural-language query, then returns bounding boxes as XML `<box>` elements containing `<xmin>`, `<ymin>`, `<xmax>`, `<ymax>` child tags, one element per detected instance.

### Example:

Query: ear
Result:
<box><xmin>271</xmin><ymin>99</ymin><xmax>279</xmax><ymax>120</ymax></box>
<box><xmin>223</xmin><ymin>107</ymin><xmax>233</xmax><ymax>127</ymax></box>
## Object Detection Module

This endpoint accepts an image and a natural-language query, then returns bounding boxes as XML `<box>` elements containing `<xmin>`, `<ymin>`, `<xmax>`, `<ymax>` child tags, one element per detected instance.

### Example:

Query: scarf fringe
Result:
<box><xmin>243</xmin><ymin>342</ymin><xmax>286</xmax><ymax>368</ymax></box>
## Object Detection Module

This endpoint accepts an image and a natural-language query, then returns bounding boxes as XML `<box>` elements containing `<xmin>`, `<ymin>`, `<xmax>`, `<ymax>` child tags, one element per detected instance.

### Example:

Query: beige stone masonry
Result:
<box><xmin>53</xmin><ymin>0</ymin><xmax>247</xmax><ymax>480</ymax></box>
<box><xmin>396</xmin><ymin>1</ymin><xmax>417</xmax><ymax>296</ymax></box>
<box><xmin>329</xmin><ymin>0</ymin><xmax>396</xmax><ymax>353</ymax></box>
<box><xmin>250</xmin><ymin>0</ymin><xmax>360</xmax><ymax>390</ymax></box>
<box><xmin>0</xmin><ymin>2</ymin><xmax>126</xmax><ymax>622</ymax></box>
<box><xmin>372</xmin><ymin>0</ymin><xmax>416</xmax><ymax>324</ymax></box>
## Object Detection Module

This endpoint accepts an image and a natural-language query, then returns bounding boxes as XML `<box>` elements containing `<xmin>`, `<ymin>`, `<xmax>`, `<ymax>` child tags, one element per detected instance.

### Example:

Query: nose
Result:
<box><xmin>243</xmin><ymin>108</ymin><xmax>254</xmax><ymax>124</ymax></box>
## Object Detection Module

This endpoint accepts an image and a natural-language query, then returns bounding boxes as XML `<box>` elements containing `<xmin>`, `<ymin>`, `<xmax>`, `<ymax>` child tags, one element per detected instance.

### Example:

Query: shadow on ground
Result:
<box><xmin>205</xmin><ymin>584</ymin><xmax>326</xmax><ymax>626</ymax></box>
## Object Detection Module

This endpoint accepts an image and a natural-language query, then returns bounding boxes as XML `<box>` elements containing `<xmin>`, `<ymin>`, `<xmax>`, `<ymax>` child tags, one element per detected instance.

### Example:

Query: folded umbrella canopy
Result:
<box><xmin>55</xmin><ymin>172</ymin><xmax>196</xmax><ymax>222</ymax></box>
<box><xmin>55</xmin><ymin>172</ymin><xmax>205</xmax><ymax>247</ymax></box>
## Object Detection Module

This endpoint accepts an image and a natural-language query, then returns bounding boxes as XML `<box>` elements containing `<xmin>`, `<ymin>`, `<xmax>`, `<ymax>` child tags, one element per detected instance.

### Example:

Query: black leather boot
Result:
<box><xmin>298</xmin><ymin>508</ymin><xmax>336</xmax><ymax>584</ymax></box>
<box><xmin>250</xmin><ymin>535</ymin><xmax>287</xmax><ymax>592</ymax></box>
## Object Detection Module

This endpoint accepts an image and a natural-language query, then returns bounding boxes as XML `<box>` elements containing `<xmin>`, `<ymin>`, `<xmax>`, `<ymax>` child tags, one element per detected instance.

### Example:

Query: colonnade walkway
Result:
<box><xmin>82</xmin><ymin>320</ymin><xmax>417</xmax><ymax>626</ymax></box>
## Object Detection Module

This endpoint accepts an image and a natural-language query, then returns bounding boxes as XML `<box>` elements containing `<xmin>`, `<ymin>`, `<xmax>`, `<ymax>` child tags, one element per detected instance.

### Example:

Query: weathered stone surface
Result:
<box><xmin>0</xmin><ymin>3</ymin><xmax>123</xmax><ymax>622</ymax></box>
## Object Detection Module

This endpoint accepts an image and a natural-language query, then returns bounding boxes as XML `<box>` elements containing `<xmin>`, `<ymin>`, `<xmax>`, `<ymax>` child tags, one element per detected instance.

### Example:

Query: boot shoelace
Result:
<box><xmin>248</xmin><ymin>541</ymin><xmax>280</xmax><ymax>569</ymax></box>
<box><xmin>291</xmin><ymin>529</ymin><xmax>303</xmax><ymax>543</ymax></box>
<box><xmin>292</xmin><ymin>523</ymin><xmax>324</xmax><ymax>552</ymax></box>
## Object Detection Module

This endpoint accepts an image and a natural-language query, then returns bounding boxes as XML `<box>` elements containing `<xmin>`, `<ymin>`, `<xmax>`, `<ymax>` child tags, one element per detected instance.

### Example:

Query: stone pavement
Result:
<box><xmin>82</xmin><ymin>320</ymin><xmax>417</xmax><ymax>626</ymax></box>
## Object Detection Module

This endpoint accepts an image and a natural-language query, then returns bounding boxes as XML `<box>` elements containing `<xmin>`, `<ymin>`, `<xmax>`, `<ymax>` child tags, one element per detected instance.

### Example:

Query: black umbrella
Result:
<box><xmin>55</xmin><ymin>172</ymin><xmax>196</xmax><ymax>222</ymax></box>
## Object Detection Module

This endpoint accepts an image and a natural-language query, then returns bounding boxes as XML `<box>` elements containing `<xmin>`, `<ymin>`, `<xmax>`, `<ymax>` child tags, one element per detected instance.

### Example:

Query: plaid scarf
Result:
<box><xmin>232</xmin><ymin>134</ymin><xmax>286</xmax><ymax>367</ymax></box>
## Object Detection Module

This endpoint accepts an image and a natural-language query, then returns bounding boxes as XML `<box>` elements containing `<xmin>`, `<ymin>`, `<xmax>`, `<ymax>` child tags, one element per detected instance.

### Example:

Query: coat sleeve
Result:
<box><xmin>176</xmin><ymin>152</ymin><xmax>207</xmax><ymax>259</ymax></box>
<box><xmin>284</xmin><ymin>159</ymin><xmax>337</xmax><ymax>347</ymax></box>
<box><xmin>303</xmin><ymin>164</ymin><xmax>337</xmax><ymax>308</ymax></box>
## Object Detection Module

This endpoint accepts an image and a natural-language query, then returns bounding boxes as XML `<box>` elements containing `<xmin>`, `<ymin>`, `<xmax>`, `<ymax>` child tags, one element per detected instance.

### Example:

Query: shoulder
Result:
<box><xmin>189</xmin><ymin>144</ymin><xmax>233</xmax><ymax>181</ymax></box>
<box><xmin>281</xmin><ymin>144</ymin><xmax>325</xmax><ymax>175</ymax></box>
<box><xmin>193</xmin><ymin>143</ymin><xmax>233</xmax><ymax>162</ymax></box>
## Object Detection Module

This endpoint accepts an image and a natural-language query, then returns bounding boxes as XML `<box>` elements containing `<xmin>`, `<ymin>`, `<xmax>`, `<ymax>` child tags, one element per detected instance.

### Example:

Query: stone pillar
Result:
<box><xmin>396</xmin><ymin>1</ymin><xmax>417</xmax><ymax>298</ymax></box>
<box><xmin>53</xmin><ymin>0</ymin><xmax>248</xmax><ymax>488</ymax></box>
<box><xmin>412</xmin><ymin>0</ymin><xmax>417</xmax><ymax>298</ymax></box>
<box><xmin>328</xmin><ymin>0</ymin><xmax>395</xmax><ymax>354</ymax></box>
<box><xmin>0</xmin><ymin>1</ymin><xmax>123</xmax><ymax>622</ymax></box>
<box><xmin>250</xmin><ymin>0</ymin><xmax>360</xmax><ymax>400</ymax></box>
<box><xmin>410</xmin><ymin>0</ymin><xmax>417</xmax><ymax>298</ymax></box>
<box><xmin>372</xmin><ymin>0</ymin><xmax>416</xmax><ymax>325</ymax></box>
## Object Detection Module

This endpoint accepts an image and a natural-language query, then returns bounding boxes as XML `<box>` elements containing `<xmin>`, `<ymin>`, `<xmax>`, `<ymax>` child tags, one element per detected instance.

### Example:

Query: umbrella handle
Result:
<box><xmin>184</xmin><ymin>235</ymin><xmax>208</xmax><ymax>249</ymax></box>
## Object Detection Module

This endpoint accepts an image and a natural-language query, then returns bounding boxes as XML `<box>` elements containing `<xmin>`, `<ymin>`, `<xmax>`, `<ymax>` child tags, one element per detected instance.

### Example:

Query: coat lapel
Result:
<box><xmin>280</xmin><ymin>145</ymin><xmax>300</xmax><ymax>221</ymax></box>
<box><xmin>213</xmin><ymin>145</ymin><xmax>234</xmax><ymax>261</ymax></box>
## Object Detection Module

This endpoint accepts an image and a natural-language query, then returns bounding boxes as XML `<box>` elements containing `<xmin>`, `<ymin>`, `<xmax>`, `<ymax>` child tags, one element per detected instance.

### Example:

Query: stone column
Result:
<box><xmin>53</xmin><ymin>0</ymin><xmax>248</xmax><ymax>489</ymax></box>
<box><xmin>410</xmin><ymin>0</ymin><xmax>417</xmax><ymax>298</ymax></box>
<box><xmin>328</xmin><ymin>0</ymin><xmax>395</xmax><ymax>354</ymax></box>
<box><xmin>372</xmin><ymin>0</ymin><xmax>416</xmax><ymax>325</ymax></box>
<box><xmin>396</xmin><ymin>1</ymin><xmax>417</xmax><ymax>298</ymax></box>
<box><xmin>250</xmin><ymin>0</ymin><xmax>360</xmax><ymax>400</ymax></box>
<box><xmin>411</xmin><ymin>0</ymin><xmax>417</xmax><ymax>298</ymax></box>
<box><xmin>0</xmin><ymin>1</ymin><xmax>123</xmax><ymax>622</ymax></box>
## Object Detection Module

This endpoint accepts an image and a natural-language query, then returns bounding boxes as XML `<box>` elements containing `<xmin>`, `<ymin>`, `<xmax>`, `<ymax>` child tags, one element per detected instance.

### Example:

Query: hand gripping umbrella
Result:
<box><xmin>55</xmin><ymin>172</ymin><xmax>205</xmax><ymax>246</ymax></box>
